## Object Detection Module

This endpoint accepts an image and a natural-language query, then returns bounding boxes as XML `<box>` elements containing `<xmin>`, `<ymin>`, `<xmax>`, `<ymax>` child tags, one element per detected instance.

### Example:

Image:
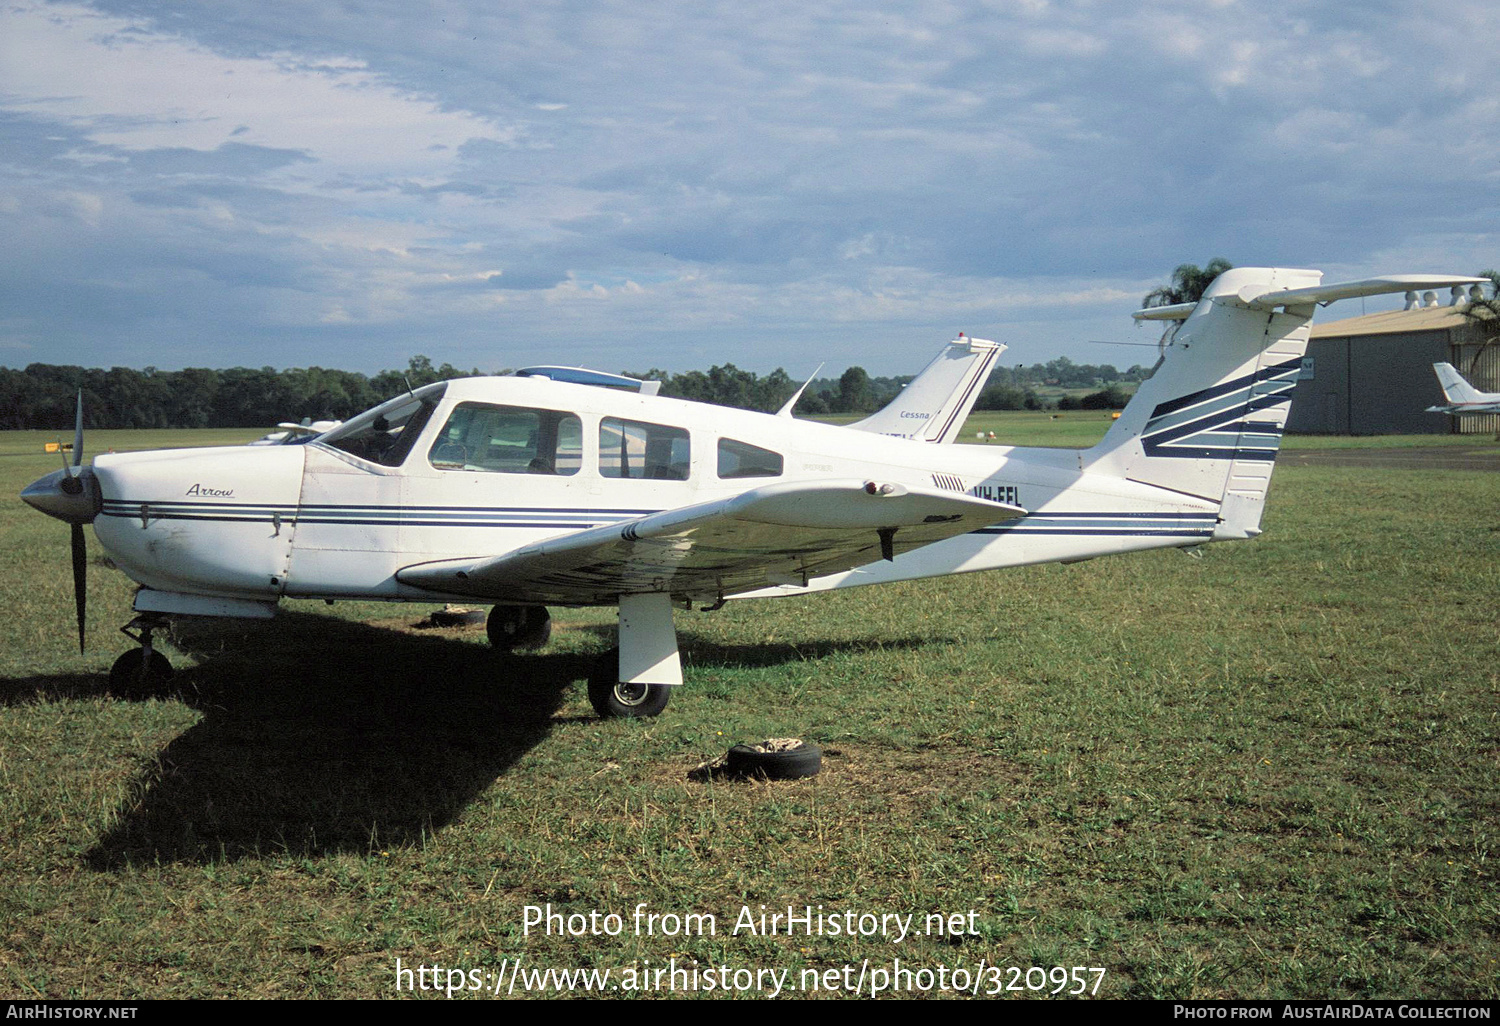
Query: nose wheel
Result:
<box><xmin>108</xmin><ymin>614</ymin><xmax>175</xmax><ymax>700</ymax></box>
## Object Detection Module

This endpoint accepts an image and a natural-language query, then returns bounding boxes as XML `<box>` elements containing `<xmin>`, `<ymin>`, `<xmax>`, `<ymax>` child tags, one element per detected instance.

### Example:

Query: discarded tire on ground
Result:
<box><xmin>725</xmin><ymin>739</ymin><xmax>821</xmax><ymax>780</ymax></box>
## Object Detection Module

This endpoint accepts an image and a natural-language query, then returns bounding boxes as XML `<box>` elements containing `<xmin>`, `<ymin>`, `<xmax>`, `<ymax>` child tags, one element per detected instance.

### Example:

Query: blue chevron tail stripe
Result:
<box><xmin>1141</xmin><ymin>357</ymin><xmax>1301</xmax><ymax>461</ymax></box>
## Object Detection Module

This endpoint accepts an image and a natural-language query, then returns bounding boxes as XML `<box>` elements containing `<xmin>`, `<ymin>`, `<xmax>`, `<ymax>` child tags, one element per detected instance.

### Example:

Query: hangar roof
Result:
<box><xmin>1311</xmin><ymin>304</ymin><xmax>1476</xmax><ymax>338</ymax></box>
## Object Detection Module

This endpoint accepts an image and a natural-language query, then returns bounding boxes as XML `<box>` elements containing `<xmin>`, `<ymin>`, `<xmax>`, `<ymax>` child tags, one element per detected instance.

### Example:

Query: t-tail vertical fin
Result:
<box><xmin>1084</xmin><ymin>269</ymin><xmax>1484</xmax><ymax>540</ymax></box>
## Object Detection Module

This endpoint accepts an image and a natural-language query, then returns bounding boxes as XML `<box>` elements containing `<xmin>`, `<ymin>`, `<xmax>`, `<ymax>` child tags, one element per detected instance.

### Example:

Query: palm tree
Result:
<box><xmin>1462</xmin><ymin>269</ymin><xmax>1499</xmax><ymax>315</ymax></box>
<box><xmin>1458</xmin><ymin>269</ymin><xmax>1500</xmax><ymax>373</ymax></box>
<box><xmin>1141</xmin><ymin>258</ymin><xmax>1234</xmax><ymax>308</ymax></box>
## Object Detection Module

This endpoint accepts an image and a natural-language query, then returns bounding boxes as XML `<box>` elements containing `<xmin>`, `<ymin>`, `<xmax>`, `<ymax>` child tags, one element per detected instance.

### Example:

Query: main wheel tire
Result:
<box><xmin>725</xmin><ymin>740</ymin><xmax>822</xmax><ymax>780</ymax></box>
<box><xmin>108</xmin><ymin>648</ymin><xmax>174</xmax><ymax>700</ymax></box>
<box><xmin>586</xmin><ymin>647</ymin><xmax>671</xmax><ymax>719</ymax></box>
<box><xmin>487</xmin><ymin>605</ymin><xmax>551</xmax><ymax>650</ymax></box>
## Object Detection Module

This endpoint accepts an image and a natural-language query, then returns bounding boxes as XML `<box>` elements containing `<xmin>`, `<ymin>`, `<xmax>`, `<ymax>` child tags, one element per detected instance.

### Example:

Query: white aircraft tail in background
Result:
<box><xmin>848</xmin><ymin>334</ymin><xmax>1003</xmax><ymax>443</ymax></box>
<box><xmin>251</xmin><ymin>419</ymin><xmax>342</xmax><ymax>445</ymax></box>
<box><xmin>1428</xmin><ymin>362</ymin><xmax>1500</xmax><ymax>415</ymax></box>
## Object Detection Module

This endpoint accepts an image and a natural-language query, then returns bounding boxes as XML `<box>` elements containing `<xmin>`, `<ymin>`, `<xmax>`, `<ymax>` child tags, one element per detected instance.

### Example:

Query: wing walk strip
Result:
<box><xmin>1141</xmin><ymin>357</ymin><xmax>1300</xmax><ymax>462</ymax></box>
<box><xmin>101</xmin><ymin>501</ymin><xmax>1216</xmax><ymax>540</ymax></box>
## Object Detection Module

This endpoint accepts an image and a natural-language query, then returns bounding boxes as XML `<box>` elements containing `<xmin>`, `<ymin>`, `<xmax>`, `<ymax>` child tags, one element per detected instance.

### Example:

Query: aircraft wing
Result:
<box><xmin>396</xmin><ymin>479</ymin><xmax>1025</xmax><ymax>605</ymax></box>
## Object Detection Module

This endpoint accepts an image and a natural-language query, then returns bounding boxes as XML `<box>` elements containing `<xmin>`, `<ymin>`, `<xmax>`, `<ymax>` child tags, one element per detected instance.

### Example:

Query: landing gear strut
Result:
<box><xmin>587</xmin><ymin>594</ymin><xmax>680</xmax><ymax>719</ymax></box>
<box><xmin>108</xmin><ymin>613</ymin><xmax>174</xmax><ymax>700</ymax></box>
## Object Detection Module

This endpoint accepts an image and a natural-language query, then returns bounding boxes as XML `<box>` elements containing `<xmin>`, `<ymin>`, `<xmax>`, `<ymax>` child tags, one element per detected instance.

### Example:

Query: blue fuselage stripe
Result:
<box><xmin>101</xmin><ymin>500</ymin><xmax>1217</xmax><ymax>541</ymax></box>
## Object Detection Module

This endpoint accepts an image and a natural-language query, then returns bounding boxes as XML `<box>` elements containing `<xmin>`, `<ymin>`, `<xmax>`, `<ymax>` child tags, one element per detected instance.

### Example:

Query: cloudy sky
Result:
<box><xmin>2</xmin><ymin>0</ymin><xmax>1495</xmax><ymax>379</ymax></box>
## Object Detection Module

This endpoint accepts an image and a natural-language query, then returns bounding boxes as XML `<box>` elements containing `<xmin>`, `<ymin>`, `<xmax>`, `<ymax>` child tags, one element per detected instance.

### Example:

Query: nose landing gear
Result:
<box><xmin>108</xmin><ymin>613</ymin><xmax>175</xmax><ymax>700</ymax></box>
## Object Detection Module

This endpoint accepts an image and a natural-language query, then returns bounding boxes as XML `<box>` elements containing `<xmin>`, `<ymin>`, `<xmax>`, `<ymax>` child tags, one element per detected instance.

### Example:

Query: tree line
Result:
<box><xmin>6</xmin><ymin>260</ymin><xmax>1248</xmax><ymax>431</ymax></box>
<box><xmin>0</xmin><ymin>354</ymin><xmax>1150</xmax><ymax>431</ymax></box>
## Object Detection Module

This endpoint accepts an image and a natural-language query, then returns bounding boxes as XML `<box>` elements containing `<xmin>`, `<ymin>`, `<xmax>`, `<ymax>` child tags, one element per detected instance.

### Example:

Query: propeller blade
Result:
<box><xmin>70</xmin><ymin>522</ymin><xmax>87</xmax><ymax>653</ymax></box>
<box><xmin>72</xmin><ymin>388</ymin><xmax>84</xmax><ymax>468</ymax></box>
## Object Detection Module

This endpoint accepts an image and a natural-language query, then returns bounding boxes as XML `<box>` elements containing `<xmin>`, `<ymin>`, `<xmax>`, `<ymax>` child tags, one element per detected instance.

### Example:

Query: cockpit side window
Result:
<box><xmin>429</xmin><ymin>403</ymin><xmax>582</xmax><ymax>475</ymax></box>
<box><xmin>599</xmin><ymin>417</ymin><xmax>690</xmax><ymax>480</ymax></box>
<box><xmin>321</xmin><ymin>389</ymin><xmax>442</xmax><ymax>468</ymax></box>
<box><xmin>717</xmin><ymin>438</ymin><xmax>783</xmax><ymax>479</ymax></box>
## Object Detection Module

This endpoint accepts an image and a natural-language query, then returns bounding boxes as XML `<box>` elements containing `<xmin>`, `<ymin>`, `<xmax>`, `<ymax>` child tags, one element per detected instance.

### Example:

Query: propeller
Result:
<box><xmin>71</xmin><ymin>522</ymin><xmax>87</xmax><ymax>653</ymax></box>
<box><xmin>21</xmin><ymin>390</ymin><xmax>98</xmax><ymax>653</ymax></box>
<box><xmin>65</xmin><ymin>391</ymin><xmax>87</xmax><ymax>653</ymax></box>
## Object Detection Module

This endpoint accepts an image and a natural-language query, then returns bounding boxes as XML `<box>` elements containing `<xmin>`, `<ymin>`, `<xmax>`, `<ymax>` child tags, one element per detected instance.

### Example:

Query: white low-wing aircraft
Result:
<box><xmin>22</xmin><ymin>268</ymin><xmax>1481</xmax><ymax>716</ymax></box>
<box><xmin>1427</xmin><ymin>362</ymin><xmax>1500</xmax><ymax>415</ymax></box>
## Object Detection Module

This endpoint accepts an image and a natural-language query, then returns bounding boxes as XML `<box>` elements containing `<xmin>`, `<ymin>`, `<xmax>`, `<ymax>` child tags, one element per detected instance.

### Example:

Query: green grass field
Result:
<box><xmin>840</xmin><ymin>409</ymin><xmax>1487</xmax><ymax>450</ymax></box>
<box><xmin>0</xmin><ymin>424</ymin><xmax>1496</xmax><ymax>1000</ymax></box>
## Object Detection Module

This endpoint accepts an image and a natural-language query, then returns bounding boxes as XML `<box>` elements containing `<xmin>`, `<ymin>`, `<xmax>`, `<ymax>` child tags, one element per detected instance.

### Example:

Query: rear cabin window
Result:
<box><xmin>599</xmin><ymin>417</ymin><xmax>690</xmax><ymax>480</ymax></box>
<box><xmin>429</xmin><ymin>403</ymin><xmax>582</xmax><ymax>475</ymax></box>
<box><xmin>717</xmin><ymin>438</ymin><xmax>783</xmax><ymax>479</ymax></box>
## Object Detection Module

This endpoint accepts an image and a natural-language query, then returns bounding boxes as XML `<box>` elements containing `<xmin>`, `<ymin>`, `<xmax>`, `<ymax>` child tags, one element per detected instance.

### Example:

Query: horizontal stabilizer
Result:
<box><xmin>1239</xmin><ymin>275</ymin><xmax>1486</xmax><ymax>311</ymax></box>
<box><xmin>1134</xmin><ymin>275</ymin><xmax>1486</xmax><ymax>321</ymax></box>
<box><xmin>1133</xmin><ymin>301</ymin><xmax>1198</xmax><ymax>322</ymax></box>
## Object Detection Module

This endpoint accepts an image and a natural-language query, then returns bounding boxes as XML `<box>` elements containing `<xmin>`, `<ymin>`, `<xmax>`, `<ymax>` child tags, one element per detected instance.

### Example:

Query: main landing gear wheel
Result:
<box><xmin>587</xmin><ymin>647</ymin><xmax>671</xmax><ymax>719</ymax></box>
<box><xmin>108</xmin><ymin>648</ymin><xmax>174</xmax><ymax>700</ymax></box>
<box><xmin>487</xmin><ymin>605</ymin><xmax>552</xmax><ymax>651</ymax></box>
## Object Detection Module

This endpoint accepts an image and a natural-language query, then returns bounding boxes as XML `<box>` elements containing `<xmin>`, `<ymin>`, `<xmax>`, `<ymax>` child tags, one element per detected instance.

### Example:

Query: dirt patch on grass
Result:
<box><xmin>826</xmin><ymin>746</ymin><xmax>1026</xmax><ymax>810</ymax></box>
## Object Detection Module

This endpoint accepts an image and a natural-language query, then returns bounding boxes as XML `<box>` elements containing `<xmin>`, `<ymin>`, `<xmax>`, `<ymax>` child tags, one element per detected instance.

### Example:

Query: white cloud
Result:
<box><xmin>0</xmin><ymin>0</ymin><xmax>514</xmax><ymax>182</ymax></box>
<box><xmin>0</xmin><ymin>0</ymin><xmax>1495</xmax><ymax>376</ymax></box>
<box><xmin>1018</xmin><ymin>27</ymin><xmax>1106</xmax><ymax>57</ymax></box>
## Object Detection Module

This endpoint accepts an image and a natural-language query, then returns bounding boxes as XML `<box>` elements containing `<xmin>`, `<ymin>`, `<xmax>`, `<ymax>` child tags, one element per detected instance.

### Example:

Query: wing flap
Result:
<box><xmin>397</xmin><ymin>479</ymin><xmax>1024</xmax><ymax>604</ymax></box>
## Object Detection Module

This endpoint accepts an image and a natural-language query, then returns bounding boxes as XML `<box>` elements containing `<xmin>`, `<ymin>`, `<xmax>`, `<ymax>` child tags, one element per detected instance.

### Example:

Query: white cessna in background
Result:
<box><xmin>250</xmin><ymin>418</ymin><xmax>343</xmax><ymax>446</ymax></box>
<box><xmin>1427</xmin><ymin>362</ymin><xmax>1500</xmax><ymax>415</ymax></box>
<box><xmin>22</xmin><ymin>268</ymin><xmax>1482</xmax><ymax>717</ymax></box>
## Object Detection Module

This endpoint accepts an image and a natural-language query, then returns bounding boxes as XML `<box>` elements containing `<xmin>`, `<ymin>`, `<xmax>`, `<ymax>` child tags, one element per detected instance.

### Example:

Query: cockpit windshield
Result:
<box><xmin>318</xmin><ymin>383</ymin><xmax>446</xmax><ymax>467</ymax></box>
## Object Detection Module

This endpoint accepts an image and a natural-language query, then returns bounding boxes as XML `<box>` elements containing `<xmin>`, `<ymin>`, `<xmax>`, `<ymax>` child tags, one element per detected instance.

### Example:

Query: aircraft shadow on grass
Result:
<box><xmin>573</xmin><ymin>621</ymin><xmax>947</xmax><ymax>670</ymax></box>
<box><xmin>0</xmin><ymin>611</ymin><xmax>942</xmax><ymax>867</ymax></box>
